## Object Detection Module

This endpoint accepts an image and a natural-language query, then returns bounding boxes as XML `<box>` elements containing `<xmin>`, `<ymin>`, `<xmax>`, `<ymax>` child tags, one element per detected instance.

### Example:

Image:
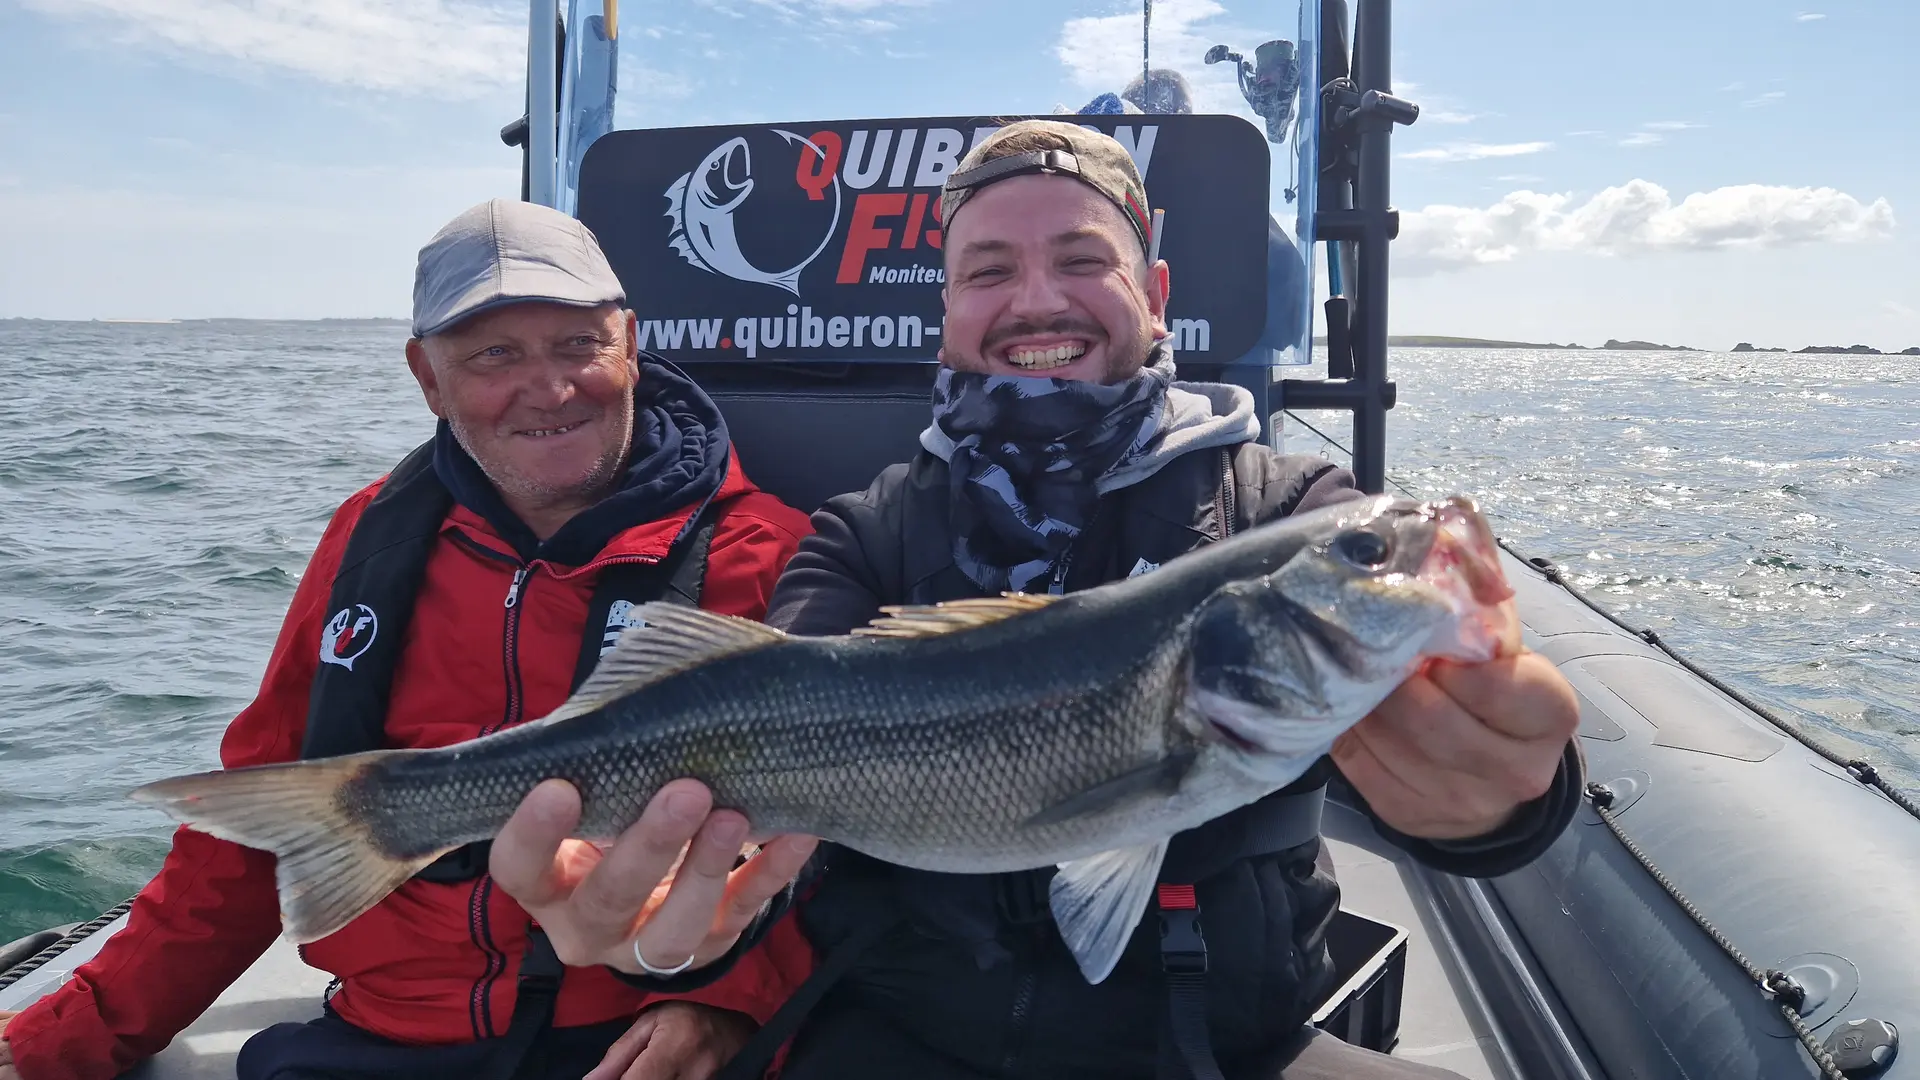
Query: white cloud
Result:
<box><xmin>1795</xmin><ymin>12</ymin><xmax>1827</xmax><ymax>21</ymax></box>
<box><xmin>1396</xmin><ymin>180</ymin><xmax>1896</xmax><ymax>276</ymax></box>
<box><xmin>1619</xmin><ymin>120</ymin><xmax>1702</xmax><ymax>146</ymax></box>
<box><xmin>1719</xmin><ymin>81</ymin><xmax>1746</xmax><ymax>92</ymax></box>
<box><xmin>710</xmin><ymin>0</ymin><xmax>924</xmax><ymax>33</ymax></box>
<box><xmin>1883</xmin><ymin>300</ymin><xmax>1917</xmax><ymax>319</ymax></box>
<box><xmin>1423</xmin><ymin>109</ymin><xmax>1482</xmax><ymax>125</ymax></box>
<box><xmin>1495</xmin><ymin>174</ymin><xmax>1544</xmax><ymax>183</ymax></box>
<box><xmin>1563</xmin><ymin>129</ymin><xmax>1604</xmax><ymax>137</ymax></box>
<box><xmin>1744</xmin><ymin>90</ymin><xmax>1788</xmax><ymax>107</ymax></box>
<box><xmin>1400</xmin><ymin>141</ymin><xmax>1553</xmax><ymax>163</ymax></box>
<box><xmin>21</xmin><ymin>0</ymin><xmax>526</xmax><ymax>97</ymax></box>
<box><xmin>1055</xmin><ymin>0</ymin><xmax>1258</xmax><ymax>117</ymax></box>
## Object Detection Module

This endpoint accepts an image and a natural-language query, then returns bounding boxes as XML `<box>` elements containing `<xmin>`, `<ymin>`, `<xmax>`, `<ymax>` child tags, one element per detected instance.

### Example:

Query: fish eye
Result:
<box><xmin>1332</xmin><ymin>529</ymin><xmax>1391</xmax><ymax>569</ymax></box>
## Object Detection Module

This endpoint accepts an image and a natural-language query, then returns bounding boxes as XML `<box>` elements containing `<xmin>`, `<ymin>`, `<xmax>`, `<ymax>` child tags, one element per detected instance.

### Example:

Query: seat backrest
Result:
<box><xmin>685</xmin><ymin>362</ymin><xmax>936</xmax><ymax>516</ymax></box>
<box><xmin>692</xmin><ymin>361</ymin><xmax>1277</xmax><ymax>515</ymax></box>
<box><xmin>578</xmin><ymin>113</ymin><xmax>1283</xmax><ymax>513</ymax></box>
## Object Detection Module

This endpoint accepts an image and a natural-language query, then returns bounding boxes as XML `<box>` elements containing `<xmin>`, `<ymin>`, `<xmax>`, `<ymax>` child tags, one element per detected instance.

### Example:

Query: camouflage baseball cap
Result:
<box><xmin>940</xmin><ymin>120</ymin><xmax>1153</xmax><ymax>253</ymax></box>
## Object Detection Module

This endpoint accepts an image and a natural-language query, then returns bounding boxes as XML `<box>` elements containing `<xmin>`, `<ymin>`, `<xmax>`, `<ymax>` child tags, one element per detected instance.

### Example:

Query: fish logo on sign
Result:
<box><xmin>320</xmin><ymin>605</ymin><xmax>378</xmax><ymax>671</ymax></box>
<box><xmin>664</xmin><ymin>132</ymin><xmax>843</xmax><ymax>296</ymax></box>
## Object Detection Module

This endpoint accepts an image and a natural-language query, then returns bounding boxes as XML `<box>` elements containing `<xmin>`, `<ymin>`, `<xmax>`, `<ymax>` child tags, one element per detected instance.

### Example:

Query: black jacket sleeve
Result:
<box><xmin>1346</xmin><ymin>740</ymin><xmax>1586</xmax><ymax>878</ymax></box>
<box><xmin>762</xmin><ymin>467</ymin><xmax>904</xmax><ymax>636</ymax></box>
<box><xmin>1239</xmin><ymin>447</ymin><xmax>1584</xmax><ymax>877</ymax></box>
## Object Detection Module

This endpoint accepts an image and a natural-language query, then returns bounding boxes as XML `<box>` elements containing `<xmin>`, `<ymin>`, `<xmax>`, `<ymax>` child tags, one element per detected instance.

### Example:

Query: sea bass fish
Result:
<box><xmin>131</xmin><ymin>494</ymin><xmax>1517</xmax><ymax>984</ymax></box>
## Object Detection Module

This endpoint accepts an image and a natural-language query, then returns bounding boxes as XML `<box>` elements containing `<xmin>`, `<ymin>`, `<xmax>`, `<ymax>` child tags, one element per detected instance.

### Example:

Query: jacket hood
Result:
<box><xmin>434</xmin><ymin>354</ymin><xmax>732</xmax><ymax>564</ymax></box>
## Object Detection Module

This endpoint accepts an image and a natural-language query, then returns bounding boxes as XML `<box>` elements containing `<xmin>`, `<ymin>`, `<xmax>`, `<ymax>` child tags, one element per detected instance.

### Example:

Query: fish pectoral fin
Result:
<box><xmin>541</xmin><ymin>604</ymin><xmax>788</xmax><ymax>725</ymax></box>
<box><xmin>1022</xmin><ymin>752</ymin><xmax>1197</xmax><ymax>829</ymax></box>
<box><xmin>853</xmin><ymin>593</ymin><xmax>1060</xmax><ymax>639</ymax></box>
<box><xmin>129</xmin><ymin>753</ymin><xmax>450</xmax><ymax>944</ymax></box>
<box><xmin>1049</xmin><ymin>840</ymin><xmax>1170</xmax><ymax>985</ymax></box>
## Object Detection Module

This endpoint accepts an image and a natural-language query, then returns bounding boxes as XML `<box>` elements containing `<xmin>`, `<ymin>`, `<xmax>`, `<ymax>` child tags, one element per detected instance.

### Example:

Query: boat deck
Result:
<box><xmin>0</xmin><ymin>801</ymin><xmax>1511</xmax><ymax>1079</ymax></box>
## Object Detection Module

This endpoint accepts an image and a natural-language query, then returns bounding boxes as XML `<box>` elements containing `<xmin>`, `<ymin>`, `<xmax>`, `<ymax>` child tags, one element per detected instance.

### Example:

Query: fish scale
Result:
<box><xmin>364</xmin><ymin>622</ymin><xmax>1194</xmax><ymax>868</ymax></box>
<box><xmin>130</xmin><ymin>493</ymin><xmax>1509</xmax><ymax>983</ymax></box>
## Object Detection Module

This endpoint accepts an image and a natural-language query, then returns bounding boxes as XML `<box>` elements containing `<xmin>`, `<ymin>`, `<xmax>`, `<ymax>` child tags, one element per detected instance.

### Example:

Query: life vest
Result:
<box><xmin>296</xmin><ymin>438</ymin><xmax>714</xmax><ymax>1075</ymax></box>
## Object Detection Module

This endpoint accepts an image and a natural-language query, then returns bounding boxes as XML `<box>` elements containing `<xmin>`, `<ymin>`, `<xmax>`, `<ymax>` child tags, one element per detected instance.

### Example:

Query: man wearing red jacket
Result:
<box><xmin>0</xmin><ymin>199</ymin><xmax>820</xmax><ymax>1080</ymax></box>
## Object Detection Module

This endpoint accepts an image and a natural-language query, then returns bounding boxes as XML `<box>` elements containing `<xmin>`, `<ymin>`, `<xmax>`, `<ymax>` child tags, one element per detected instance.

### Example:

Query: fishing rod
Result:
<box><xmin>1143</xmin><ymin>0</ymin><xmax>1152</xmax><ymax>86</ymax></box>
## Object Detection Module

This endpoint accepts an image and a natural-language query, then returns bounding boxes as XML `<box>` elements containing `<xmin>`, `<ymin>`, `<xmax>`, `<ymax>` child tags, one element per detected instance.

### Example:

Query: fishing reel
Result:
<box><xmin>1204</xmin><ymin>40</ymin><xmax>1301</xmax><ymax>146</ymax></box>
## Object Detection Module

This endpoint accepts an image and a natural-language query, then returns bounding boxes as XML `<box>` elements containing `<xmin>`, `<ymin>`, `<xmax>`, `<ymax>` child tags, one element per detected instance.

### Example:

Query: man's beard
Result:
<box><xmin>448</xmin><ymin>409</ymin><xmax>635</xmax><ymax>512</ymax></box>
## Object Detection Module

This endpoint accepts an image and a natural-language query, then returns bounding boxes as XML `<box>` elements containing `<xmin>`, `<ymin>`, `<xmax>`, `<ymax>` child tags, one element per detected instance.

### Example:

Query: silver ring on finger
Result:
<box><xmin>633</xmin><ymin>937</ymin><xmax>695</xmax><ymax>977</ymax></box>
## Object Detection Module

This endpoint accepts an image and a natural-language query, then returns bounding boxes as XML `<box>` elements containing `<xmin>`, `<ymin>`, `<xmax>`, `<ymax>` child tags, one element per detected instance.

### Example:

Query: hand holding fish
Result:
<box><xmin>489</xmin><ymin>777</ymin><xmax>818</xmax><ymax>976</ymax></box>
<box><xmin>1333</xmin><ymin>598</ymin><xmax>1581</xmax><ymax>840</ymax></box>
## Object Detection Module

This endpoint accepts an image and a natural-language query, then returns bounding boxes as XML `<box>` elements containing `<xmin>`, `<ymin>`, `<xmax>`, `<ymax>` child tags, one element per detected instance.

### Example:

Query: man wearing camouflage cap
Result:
<box><xmin>505</xmin><ymin>122</ymin><xmax>1582</xmax><ymax>1080</ymax></box>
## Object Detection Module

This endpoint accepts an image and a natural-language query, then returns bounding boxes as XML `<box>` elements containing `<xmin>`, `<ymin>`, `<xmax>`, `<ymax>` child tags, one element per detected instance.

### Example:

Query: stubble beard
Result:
<box><xmin>448</xmin><ymin>406</ymin><xmax>635</xmax><ymax>517</ymax></box>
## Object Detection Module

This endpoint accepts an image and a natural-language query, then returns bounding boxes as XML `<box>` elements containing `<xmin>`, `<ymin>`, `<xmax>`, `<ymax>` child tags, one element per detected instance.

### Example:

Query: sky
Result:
<box><xmin>0</xmin><ymin>0</ymin><xmax>1914</xmax><ymax>349</ymax></box>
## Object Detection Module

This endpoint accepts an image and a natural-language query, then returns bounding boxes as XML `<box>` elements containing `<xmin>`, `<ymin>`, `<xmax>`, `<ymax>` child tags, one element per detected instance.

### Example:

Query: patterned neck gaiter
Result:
<box><xmin>928</xmin><ymin>356</ymin><xmax>1175</xmax><ymax>593</ymax></box>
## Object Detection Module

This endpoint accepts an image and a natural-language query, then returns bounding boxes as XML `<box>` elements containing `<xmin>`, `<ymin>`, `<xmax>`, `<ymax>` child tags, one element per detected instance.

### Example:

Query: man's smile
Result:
<box><xmin>515</xmin><ymin>418</ymin><xmax>591</xmax><ymax>439</ymax></box>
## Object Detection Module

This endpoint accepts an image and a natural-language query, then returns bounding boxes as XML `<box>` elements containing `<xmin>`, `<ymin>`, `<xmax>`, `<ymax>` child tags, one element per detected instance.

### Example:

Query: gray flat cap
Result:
<box><xmin>412</xmin><ymin>198</ymin><xmax>626</xmax><ymax>338</ymax></box>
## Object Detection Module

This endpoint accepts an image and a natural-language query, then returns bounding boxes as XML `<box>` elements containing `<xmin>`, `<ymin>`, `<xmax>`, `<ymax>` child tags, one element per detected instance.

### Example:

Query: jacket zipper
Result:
<box><xmin>483</xmin><ymin>557</ymin><xmax>536</xmax><ymax>1034</ymax></box>
<box><xmin>448</xmin><ymin>534</ymin><xmax>672</xmax><ymax>1034</ymax></box>
<box><xmin>1047</xmin><ymin>554</ymin><xmax>1073</xmax><ymax>596</ymax></box>
<box><xmin>1047</xmin><ymin>502</ymin><xmax>1108</xmax><ymax>596</ymax></box>
<box><xmin>490</xmin><ymin>565</ymin><xmax>534</xmax><ymax>736</ymax></box>
<box><xmin>1219</xmin><ymin>447</ymin><xmax>1238</xmax><ymax>540</ymax></box>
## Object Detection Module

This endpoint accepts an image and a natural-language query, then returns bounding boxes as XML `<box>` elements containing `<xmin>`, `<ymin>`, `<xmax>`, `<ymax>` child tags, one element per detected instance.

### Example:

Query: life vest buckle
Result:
<box><xmin>1156</xmin><ymin>884</ymin><xmax>1208</xmax><ymax>975</ymax></box>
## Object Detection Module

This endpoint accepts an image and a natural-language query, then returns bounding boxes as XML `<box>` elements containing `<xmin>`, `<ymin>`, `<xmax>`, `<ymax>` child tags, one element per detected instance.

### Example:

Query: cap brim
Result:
<box><xmin>416</xmin><ymin>293</ymin><xmax>617</xmax><ymax>339</ymax></box>
<box><xmin>414</xmin><ymin>257</ymin><xmax>626</xmax><ymax>338</ymax></box>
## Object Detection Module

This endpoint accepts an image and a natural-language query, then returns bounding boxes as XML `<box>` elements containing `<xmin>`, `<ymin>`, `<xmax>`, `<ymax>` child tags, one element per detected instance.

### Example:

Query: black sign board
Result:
<box><xmin>576</xmin><ymin>114</ymin><xmax>1270</xmax><ymax>365</ymax></box>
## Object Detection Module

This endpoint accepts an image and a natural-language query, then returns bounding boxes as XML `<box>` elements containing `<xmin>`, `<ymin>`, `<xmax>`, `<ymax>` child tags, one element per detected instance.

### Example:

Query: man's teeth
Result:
<box><xmin>1006</xmin><ymin>344</ymin><xmax>1087</xmax><ymax>370</ymax></box>
<box><xmin>522</xmin><ymin>420</ymin><xmax>586</xmax><ymax>438</ymax></box>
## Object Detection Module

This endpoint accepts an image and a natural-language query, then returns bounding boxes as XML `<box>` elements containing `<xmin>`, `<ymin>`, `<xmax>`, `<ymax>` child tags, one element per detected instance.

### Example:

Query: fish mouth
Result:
<box><xmin>721</xmin><ymin>142</ymin><xmax>751</xmax><ymax>193</ymax></box>
<box><xmin>1416</xmin><ymin>497</ymin><xmax>1520</xmax><ymax>660</ymax></box>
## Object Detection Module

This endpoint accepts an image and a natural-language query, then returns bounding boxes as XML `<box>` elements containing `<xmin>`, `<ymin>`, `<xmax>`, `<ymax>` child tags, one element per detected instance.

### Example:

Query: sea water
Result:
<box><xmin>0</xmin><ymin>320</ymin><xmax>1914</xmax><ymax>941</ymax></box>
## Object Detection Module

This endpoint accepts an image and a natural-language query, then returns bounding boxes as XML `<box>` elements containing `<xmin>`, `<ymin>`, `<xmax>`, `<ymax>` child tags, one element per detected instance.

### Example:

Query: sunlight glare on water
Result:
<box><xmin>0</xmin><ymin>324</ymin><xmax>1915</xmax><ymax>940</ymax></box>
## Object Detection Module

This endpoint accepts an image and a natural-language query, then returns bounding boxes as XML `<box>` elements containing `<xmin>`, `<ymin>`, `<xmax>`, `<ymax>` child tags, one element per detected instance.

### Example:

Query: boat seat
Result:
<box><xmin>688</xmin><ymin>359</ymin><xmax>1279</xmax><ymax>516</ymax></box>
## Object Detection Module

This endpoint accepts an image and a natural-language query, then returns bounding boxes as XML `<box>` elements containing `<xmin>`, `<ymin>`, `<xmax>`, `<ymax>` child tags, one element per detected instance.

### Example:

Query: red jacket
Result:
<box><xmin>4</xmin><ymin>449</ymin><xmax>815</xmax><ymax>1080</ymax></box>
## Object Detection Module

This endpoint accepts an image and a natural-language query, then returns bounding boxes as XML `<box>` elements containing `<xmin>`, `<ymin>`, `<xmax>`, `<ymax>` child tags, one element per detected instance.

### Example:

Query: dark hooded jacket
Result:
<box><xmin>755</xmin><ymin>431</ymin><xmax>1582</xmax><ymax>1080</ymax></box>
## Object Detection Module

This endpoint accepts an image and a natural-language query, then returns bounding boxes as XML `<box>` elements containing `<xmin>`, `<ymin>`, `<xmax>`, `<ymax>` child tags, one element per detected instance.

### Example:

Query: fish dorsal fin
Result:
<box><xmin>539</xmin><ymin>603</ymin><xmax>787</xmax><ymax>725</ymax></box>
<box><xmin>853</xmin><ymin>593</ymin><xmax>1059</xmax><ymax>639</ymax></box>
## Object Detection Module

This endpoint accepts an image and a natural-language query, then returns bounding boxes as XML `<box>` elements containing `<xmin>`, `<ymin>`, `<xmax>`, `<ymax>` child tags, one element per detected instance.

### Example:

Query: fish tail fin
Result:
<box><xmin>771</xmin><ymin>268</ymin><xmax>805</xmax><ymax>296</ymax></box>
<box><xmin>130</xmin><ymin>753</ymin><xmax>452</xmax><ymax>943</ymax></box>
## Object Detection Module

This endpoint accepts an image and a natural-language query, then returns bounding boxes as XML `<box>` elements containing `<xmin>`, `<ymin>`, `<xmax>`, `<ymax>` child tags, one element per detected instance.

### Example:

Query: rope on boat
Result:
<box><xmin>0</xmin><ymin>897</ymin><xmax>137</xmax><ymax>992</ymax></box>
<box><xmin>1585</xmin><ymin>783</ymin><xmax>1848</xmax><ymax>1080</ymax></box>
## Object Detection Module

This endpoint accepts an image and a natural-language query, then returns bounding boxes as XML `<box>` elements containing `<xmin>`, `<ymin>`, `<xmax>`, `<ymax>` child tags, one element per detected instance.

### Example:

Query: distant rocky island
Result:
<box><xmin>1731</xmin><ymin>342</ymin><xmax>1920</xmax><ymax>355</ymax></box>
<box><xmin>1313</xmin><ymin>335</ymin><xmax>1920</xmax><ymax>354</ymax></box>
